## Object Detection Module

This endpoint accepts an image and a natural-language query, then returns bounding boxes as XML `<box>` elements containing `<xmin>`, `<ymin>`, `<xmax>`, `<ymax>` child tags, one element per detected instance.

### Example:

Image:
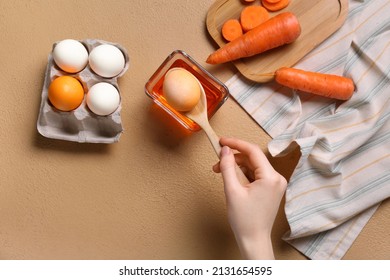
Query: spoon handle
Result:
<box><xmin>201</xmin><ymin>122</ymin><xmax>250</xmax><ymax>185</ymax></box>
<box><xmin>201</xmin><ymin>121</ymin><xmax>222</xmax><ymax>156</ymax></box>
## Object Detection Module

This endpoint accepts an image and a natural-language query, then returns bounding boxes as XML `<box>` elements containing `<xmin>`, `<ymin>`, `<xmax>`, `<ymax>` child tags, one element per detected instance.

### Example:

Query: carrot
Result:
<box><xmin>206</xmin><ymin>12</ymin><xmax>301</xmax><ymax>64</ymax></box>
<box><xmin>274</xmin><ymin>67</ymin><xmax>355</xmax><ymax>100</ymax></box>
<box><xmin>242</xmin><ymin>0</ymin><xmax>256</xmax><ymax>3</ymax></box>
<box><xmin>262</xmin><ymin>0</ymin><xmax>290</xmax><ymax>12</ymax></box>
<box><xmin>222</xmin><ymin>19</ymin><xmax>243</xmax><ymax>42</ymax></box>
<box><xmin>264</xmin><ymin>0</ymin><xmax>282</xmax><ymax>3</ymax></box>
<box><xmin>240</xmin><ymin>6</ymin><xmax>270</xmax><ymax>32</ymax></box>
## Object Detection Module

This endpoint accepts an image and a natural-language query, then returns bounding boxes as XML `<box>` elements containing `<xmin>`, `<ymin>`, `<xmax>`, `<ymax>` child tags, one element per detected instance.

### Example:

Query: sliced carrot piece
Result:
<box><xmin>222</xmin><ymin>19</ymin><xmax>243</xmax><ymax>42</ymax></box>
<box><xmin>240</xmin><ymin>6</ymin><xmax>270</xmax><ymax>33</ymax></box>
<box><xmin>242</xmin><ymin>0</ymin><xmax>256</xmax><ymax>3</ymax></box>
<box><xmin>264</xmin><ymin>0</ymin><xmax>282</xmax><ymax>3</ymax></box>
<box><xmin>262</xmin><ymin>0</ymin><xmax>290</xmax><ymax>12</ymax></box>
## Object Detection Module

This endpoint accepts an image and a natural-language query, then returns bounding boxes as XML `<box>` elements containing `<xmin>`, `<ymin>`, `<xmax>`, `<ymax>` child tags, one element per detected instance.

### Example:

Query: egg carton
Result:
<box><xmin>37</xmin><ymin>39</ymin><xmax>129</xmax><ymax>143</ymax></box>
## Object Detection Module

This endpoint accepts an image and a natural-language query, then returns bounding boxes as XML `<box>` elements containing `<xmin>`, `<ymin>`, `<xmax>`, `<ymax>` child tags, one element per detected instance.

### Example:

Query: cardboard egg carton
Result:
<box><xmin>37</xmin><ymin>39</ymin><xmax>129</xmax><ymax>143</ymax></box>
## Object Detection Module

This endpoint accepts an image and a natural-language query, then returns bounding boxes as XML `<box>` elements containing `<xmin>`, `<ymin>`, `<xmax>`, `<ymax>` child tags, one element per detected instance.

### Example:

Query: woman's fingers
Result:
<box><xmin>219</xmin><ymin>137</ymin><xmax>274</xmax><ymax>175</ymax></box>
<box><xmin>219</xmin><ymin>146</ymin><xmax>241</xmax><ymax>194</ymax></box>
<box><xmin>213</xmin><ymin>153</ymin><xmax>247</xmax><ymax>173</ymax></box>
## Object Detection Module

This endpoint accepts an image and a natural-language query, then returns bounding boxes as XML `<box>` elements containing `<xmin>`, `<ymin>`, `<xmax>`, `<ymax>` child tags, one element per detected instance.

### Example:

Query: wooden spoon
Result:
<box><xmin>184</xmin><ymin>72</ymin><xmax>250</xmax><ymax>185</ymax></box>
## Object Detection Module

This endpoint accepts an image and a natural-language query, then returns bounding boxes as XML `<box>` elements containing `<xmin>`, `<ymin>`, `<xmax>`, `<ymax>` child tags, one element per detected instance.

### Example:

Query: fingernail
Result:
<box><xmin>221</xmin><ymin>146</ymin><xmax>230</xmax><ymax>156</ymax></box>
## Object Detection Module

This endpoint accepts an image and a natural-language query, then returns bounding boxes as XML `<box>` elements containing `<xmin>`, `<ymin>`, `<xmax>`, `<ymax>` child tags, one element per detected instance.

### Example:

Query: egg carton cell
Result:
<box><xmin>37</xmin><ymin>39</ymin><xmax>129</xmax><ymax>143</ymax></box>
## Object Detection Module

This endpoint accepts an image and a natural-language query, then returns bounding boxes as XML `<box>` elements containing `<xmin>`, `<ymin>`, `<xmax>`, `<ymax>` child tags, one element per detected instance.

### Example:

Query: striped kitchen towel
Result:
<box><xmin>226</xmin><ymin>0</ymin><xmax>390</xmax><ymax>259</ymax></box>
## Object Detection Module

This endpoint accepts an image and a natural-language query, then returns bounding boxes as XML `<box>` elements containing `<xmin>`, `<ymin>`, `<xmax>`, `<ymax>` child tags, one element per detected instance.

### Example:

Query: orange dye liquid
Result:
<box><xmin>151</xmin><ymin>59</ymin><xmax>225</xmax><ymax>130</ymax></box>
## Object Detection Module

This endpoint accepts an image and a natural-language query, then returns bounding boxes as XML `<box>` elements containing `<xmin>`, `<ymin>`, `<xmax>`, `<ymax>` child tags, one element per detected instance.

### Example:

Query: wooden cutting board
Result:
<box><xmin>206</xmin><ymin>0</ymin><xmax>348</xmax><ymax>82</ymax></box>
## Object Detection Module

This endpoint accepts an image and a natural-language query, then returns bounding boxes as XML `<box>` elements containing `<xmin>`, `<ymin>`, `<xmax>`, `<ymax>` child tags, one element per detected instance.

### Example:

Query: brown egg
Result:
<box><xmin>163</xmin><ymin>68</ymin><xmax>201</xmax><ymax>112</ymax></box>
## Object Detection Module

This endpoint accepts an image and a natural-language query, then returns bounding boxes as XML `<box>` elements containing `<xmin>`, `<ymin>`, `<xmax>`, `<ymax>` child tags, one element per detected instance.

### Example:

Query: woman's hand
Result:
<box><xmin>213</xmin><ymin>137</ymin><xmax>287</xmax><ymax>260</ymax></box>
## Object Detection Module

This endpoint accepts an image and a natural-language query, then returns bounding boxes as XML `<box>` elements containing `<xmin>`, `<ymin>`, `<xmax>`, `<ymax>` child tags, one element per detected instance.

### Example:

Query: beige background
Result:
<box><xmin>0</xmin><ymin>0</ymin><xmax>388</xmax><ymax>259</ymax></box>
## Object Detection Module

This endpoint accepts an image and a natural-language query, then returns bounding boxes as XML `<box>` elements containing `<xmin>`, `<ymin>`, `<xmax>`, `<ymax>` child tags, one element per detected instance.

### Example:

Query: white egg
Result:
<box><xmin>163</xmin><ymin>68</ymin><xmax>201</xmax><ymax>112</ymax></box>
<box><xmin>88</xmin><ymin>44</ymin><xmax>125</xmax><ymax>78</ymax></box>
<box><xmin>86</xmin><ymin>82</ymin><xmax>120</xmax><ymax>116</ymax></box>
<box><xmin>52</xmin><ymin>39</ymin><xmax>89</xmax><ymax>73</ymax></box>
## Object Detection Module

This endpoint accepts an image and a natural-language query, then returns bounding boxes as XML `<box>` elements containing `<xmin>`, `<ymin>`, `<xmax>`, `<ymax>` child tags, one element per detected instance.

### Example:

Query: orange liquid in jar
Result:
<box><xmin>151</xmin><ymin>59</ymin><xmax>225</xmax><ymax>130</ymax></box>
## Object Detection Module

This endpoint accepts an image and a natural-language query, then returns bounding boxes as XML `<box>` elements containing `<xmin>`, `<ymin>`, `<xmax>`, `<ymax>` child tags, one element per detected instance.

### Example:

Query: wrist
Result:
<box><xmin>236</xmin><ymin>232</ymin><xmax>275</xmax><ymax>260</ymax></box>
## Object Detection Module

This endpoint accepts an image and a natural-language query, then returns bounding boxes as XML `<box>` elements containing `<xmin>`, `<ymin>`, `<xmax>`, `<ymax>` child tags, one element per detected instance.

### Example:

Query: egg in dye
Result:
<box><xmin>163</xmin><ymin>68</ymin><xmax>201</xmax><ymax>112</ymax></box>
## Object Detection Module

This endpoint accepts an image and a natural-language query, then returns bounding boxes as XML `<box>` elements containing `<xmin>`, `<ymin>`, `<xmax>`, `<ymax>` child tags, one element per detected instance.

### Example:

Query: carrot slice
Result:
<box><xmin>242</xmin><ymin>0</ymin><xmax>256</xmax><ymax>3</ymax></box>
<box><xmin>240</xmin><ymin>6</ymin><xmax>270</xmax><ymax>32</ymax></box>
<box><xmin>206</xmin><ymin>12</ymin><xmax>301</xmax><ymax>64</ymax></box>
<box><xmin>262</xmin><ymin>0</ymin><xmax>290</xmax><ymax>12</ymax></box>
<box><xmin>275</xmin><ymin>67</ymin><xmax>355</xmax><ymax>100</ymax></box>
<box><xmin>222</xmin><ymin>19</ymin><xmax>243</xmax><ymax>42</ymax></box>
<box><xmin>264</xmin><ymin>0</ymin><xmax>282</xmax><ymax>3</ymax></box>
